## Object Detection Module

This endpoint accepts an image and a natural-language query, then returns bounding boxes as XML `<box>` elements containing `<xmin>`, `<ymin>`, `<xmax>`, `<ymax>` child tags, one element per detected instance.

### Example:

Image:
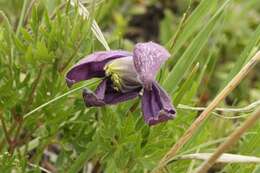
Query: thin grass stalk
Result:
<box><xmin>152</xmin><ymin>50</ymin><xmax>260</xmax><ymax>173</ymax></box>
<box><xmin>24</xmin><ymin>0</ymin><xmax>37</xmax><ymax>24</ymax></box>
<box><xmin>16</xmin><ymin>0</ymin><xmax>28</xmax><ymax>35</ymax></box>
<box><xmin>167</xmin><ymin>0</ymin><xmax>192</xmax><ymax>51</ymax></box>
<box><xmin>28</xmin><ymin>163</ymin><xmax>52</xmax><ymax>173</ymax></box>
<box><xmin>0</xmin><ymin>112</ymin><xmax>12</xmax><ymax>146</ymax></box>
<box><xmin>194</xmin><ymin>108</ymin><xmax>260</xmax><ymax>173</ymax></box>
<box><xmin>23</xmin><ymin>80</ymin><xmax>99</xmax><ymax>119</ymax></box>
<box><xmin>69</xmin><ymin>0</ymin><xmax>110</xmax><ymax>51</ymax></box>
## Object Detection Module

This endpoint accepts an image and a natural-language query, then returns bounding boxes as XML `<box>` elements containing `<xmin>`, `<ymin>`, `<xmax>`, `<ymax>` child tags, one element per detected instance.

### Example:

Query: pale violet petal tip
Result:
<box><xmin>133</xmin><ymin>42</ymin><xmax>170</xmax><ymax>88</ymax></box>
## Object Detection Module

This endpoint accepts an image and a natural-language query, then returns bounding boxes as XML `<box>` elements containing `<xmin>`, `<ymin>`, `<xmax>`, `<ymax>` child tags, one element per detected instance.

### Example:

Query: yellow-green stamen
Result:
<box><xmin>104</xmin><ymin>57</ymin><xmax>141</xmax><ymax>92</ymax></box>
<box><xmin>105</xmin><ymin>65</ymin><xmax>122</xmax><ymax>91</ymax></box>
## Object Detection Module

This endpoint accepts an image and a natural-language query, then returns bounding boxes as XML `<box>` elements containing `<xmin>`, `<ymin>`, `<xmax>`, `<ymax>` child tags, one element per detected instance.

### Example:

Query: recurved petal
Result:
<box><xmin>141</xmin><ymin>81</ymin><xmax>176</xmax><ymax>126</ymax></box>
<box><xmin>82</xmin><ymin>79</ymin><xmax>107</xmax><ymax>107</ymax></box>
<box><xmin>133</xmin><ymin>42</ymin><xmax>170</xmax><ymax>89</ymax></box>
<box><xmin>66</xmin><ymin>50</ymin><xmax>131</xmax><ymax>87</ymax></box>
<box><xmin>83</xmin><ymin>78</ymin><xmax>141</xmax><ymax>107</ymax></box>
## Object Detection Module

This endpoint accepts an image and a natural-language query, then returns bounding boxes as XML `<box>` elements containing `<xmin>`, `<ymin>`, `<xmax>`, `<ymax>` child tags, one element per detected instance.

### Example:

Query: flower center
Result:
<box><xmin>104</xmin><ymin>56</ymin><xmax>142</xmax><ymax>93</ymax></box>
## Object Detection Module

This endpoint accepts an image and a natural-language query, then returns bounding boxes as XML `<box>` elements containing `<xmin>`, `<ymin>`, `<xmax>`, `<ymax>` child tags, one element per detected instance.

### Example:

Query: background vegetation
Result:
<box><xmin>0</xmin><ymin>0</ymin><xmax>259</xmax><ymax>172</ymax></box>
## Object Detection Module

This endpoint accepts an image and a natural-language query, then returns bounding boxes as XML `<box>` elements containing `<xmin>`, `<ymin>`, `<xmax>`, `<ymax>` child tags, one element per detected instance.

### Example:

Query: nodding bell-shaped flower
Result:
<box><xmin>66</xmin><ymin>42</ymin><xmax>176</xmax><ymax>125</ymax></box>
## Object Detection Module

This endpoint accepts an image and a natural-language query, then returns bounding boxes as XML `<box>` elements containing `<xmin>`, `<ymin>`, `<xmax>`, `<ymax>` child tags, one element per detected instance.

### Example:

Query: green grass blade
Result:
<box><xmin>173</xmin><ymin>63</ymin><xmax>200</xmax><ymax>105</ymax></box>
<box><xmin>253</xmin><ymin>165</ymin><xmax>260</xmax><ymax>173</ymax></box>
<box><xmin>221</xmin><ymin>24</ymin><xmax>260</xmax><ymax>89</ymax></box>
<box><xmin>69</xmin><ymin>0</ymin><xmax>110</xmax><ymax>50</ymax></box>
<box><xmin>23</xmin><ymin>80</ymin><xmax>99</xmax><ymax>119</ymax></box>
<box><xmin>16</xmin><ymin>0</ymin><xmax>28</xmax><ymax>35</ymax></box>
<box><xmin>163</xmin><ymin>0</ymin><xmax>232</xmax><ymax>94</ymax></box>
<box><xmin>167</xmin><ymin>0</ymin><xmax>217</xmax><ymax>54</ymax></box>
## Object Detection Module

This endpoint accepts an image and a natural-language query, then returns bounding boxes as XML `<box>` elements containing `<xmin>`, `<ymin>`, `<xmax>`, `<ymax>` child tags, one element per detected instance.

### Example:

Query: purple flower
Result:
<box><xmin>66</xmin><ymin>42</ymin><xmax>176</xmax><ymax>125</ymax></box>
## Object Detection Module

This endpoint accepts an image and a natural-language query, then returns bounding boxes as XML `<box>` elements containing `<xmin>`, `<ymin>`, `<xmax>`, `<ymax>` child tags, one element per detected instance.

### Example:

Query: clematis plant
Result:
<box><xmin>66</xmin><ymin>42</ymin><xmax>176</xmax><ymax>125</ymax></box>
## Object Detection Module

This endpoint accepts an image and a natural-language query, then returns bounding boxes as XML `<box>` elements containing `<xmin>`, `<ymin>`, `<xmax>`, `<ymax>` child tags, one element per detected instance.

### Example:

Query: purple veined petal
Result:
<box><xmin>141</xmin><ymin>81</ymin><xmax>176</xmax><ymax>126</ymax></box>
<box><xmin>83</xmin><ymin>78</ymin><xmax>141</xmax><ymax>107</ymax></box>
<box><xmin>133</xmin><ymin>41</ymin><xmax>170</xmax><ymax>89</ymax></box>
<box><xmin>66</xmin><ymin>50</ymin><xmax>132</xmax><ymax>87</ymax></box>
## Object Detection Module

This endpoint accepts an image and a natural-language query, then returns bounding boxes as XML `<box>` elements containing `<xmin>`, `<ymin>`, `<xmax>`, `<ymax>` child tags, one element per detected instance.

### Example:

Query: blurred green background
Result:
<box><xmin>0</xmin><ymin>0</ymin><xmax>259</xmax><ymax>172</ymax></box>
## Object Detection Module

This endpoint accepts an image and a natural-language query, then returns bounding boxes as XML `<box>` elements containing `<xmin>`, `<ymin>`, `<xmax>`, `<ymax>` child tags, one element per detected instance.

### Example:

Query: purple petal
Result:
<box><xmin>83</xmin><ymin>78</ymin><xmax>141</xmax><ymax>106</ymax></box>
<box><xmin>141</xmin><ymin>82</ymin><xmax>176</xmax><ymax>126</ymax></box>
<box><xmin>82</xmin><ymin>79</ymin><xmax>107</xmax><ymax>107</ymax></box>
<box><xmin>133</xmin><ymin>42</ymin><xmax>170</xmax><ymax>89</ymax></box>
<box><xmin>66</xmin><ymin>51</ymin><xmax>131</xmax><ymax>87</ymax></box>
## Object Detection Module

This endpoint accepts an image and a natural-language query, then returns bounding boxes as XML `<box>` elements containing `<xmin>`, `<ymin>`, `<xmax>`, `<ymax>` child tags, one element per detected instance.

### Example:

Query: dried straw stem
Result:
<box><xmin>194</xmin><ymin>108</ymin><xmax>260</xmax><ymax>173</ymax></box>
<box><xmin>152</xmin><ymin>50</ymin><xmax>260</xmax><ymax>172</ymax></box>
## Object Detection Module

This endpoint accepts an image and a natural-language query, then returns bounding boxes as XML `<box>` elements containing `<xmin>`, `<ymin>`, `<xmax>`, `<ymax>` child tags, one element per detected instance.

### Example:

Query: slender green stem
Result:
<box><xmin>0</xmin><ymin>11</ymin><xmax>14</xmax><ymax>78</ymax></box>
<box><xmin>24</xmin><ymin>0</ymin><xmax>37</xmax><ymax>24</ymax></box>
<box><xmin>16</xmin><ymin>0</ymin><xmax>28</xmax><ymax>35</ymax></box>
<box><xmin>0</xmin><ymin>11</ymin><xmax>12</xmax><ymax>30</ymax></box>
<box><xmin>0</xmin><ymin>113</ymin><xmax>12</xmax><ymax>146</ymax></box>
<box><xmin>24</xmin><ymin>81</ymin><xmax>98</xmax><ymax>119</ymax></box>
<box><xmin>168</xmin><ymin>0</ymin><xmax>191</xmax><ymax>51</ymax></box>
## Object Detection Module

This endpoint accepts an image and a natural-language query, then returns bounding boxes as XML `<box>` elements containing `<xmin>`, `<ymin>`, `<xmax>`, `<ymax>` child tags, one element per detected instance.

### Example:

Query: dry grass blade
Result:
<box><xmin>69</xmin><ymin>0</ymin><xmax>110</xmax><ymax>50</ymax></box>
<box><xmin>195</xmin><ymin>108</ymin><xmax>260</xmax><ymax>173</ymax></box>
<box><xmin>152</xmin><ymin>51</ymin><xmax>260</xmax><ymax>173</ymax></box>
<box><xmin>177</xmin><ymin>153</ymin><xmax>260</xmax><ymax>163</ymax></box>
<box><xmin>28</xmin><ymin>163</ymin><xmax>52</xmax><ymax>173</ymax></box>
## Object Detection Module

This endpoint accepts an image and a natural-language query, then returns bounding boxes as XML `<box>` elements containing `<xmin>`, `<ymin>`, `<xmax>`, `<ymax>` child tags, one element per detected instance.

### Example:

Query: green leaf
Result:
<box><xmin>12</xmin><ymin>34</ymin><xmax>26</xmax><ymax>53</ymax></box>
<box><xmin>253</xmin><ymin>165</ymin><xmax>260</xmax><ymax>173</ymax></box>
<box><xmin>24</xmin><ymin>45</ymin><xmax>34</xmax><ymax>63</ymax></box>
<box><xmin>35</xmin><ymin>40</ymin><xmax>53</xmax><ymax>62</ymax></box>
<box><xmin>31</xmin><ymin>6</ymin><xmax>40</xmax><ymax>35</ymax></box>
<box><xmin>67</xmin><ymin>142</ymin><xmax>96</xmax><ymax>173</ymax></box>
<box><xmin>173</xmin><ymin>63</ymin><xmax>200</xmax><ymax>105</ymax></box>
<box><xmin>163</xmin><ymin>0</ymin><xmax>232</xmax><ymax>94</ymax></box>
<box><xmin>167</xmin><ymin>0</ymin><xmax>218</xmax><ymax>54</ymax></box>
<box><xmin>221</xmin><ymin>24</ymin><xmax>260</xmax><ymax>89</ymax></box>
<box><xmin>20</xmin><ymin>28</ymin><xmax>33</xmax><ymax>42</ymax></box>
<box><xmin>159</xmin><ymin>9</ymin><xmax>175</xmax><ymax>44</ymax></box>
